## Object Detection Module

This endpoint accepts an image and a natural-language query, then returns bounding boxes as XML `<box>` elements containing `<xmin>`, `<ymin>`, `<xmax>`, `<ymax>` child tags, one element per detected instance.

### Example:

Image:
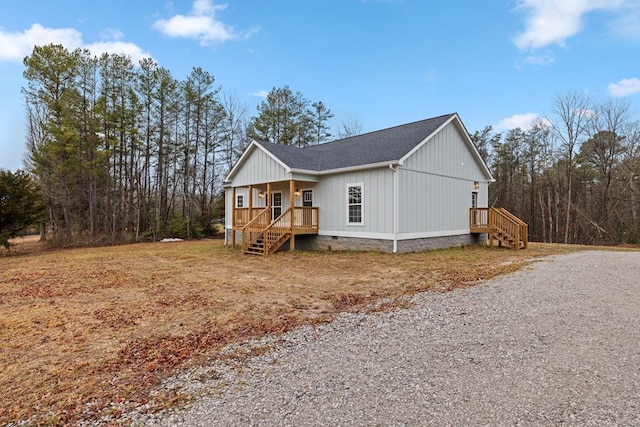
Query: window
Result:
<box><xmin>236</xmin><ymin>194</ymin><xmax>244</xmax><ymax>208</ymax></box>
<box><xmin>347</xmin><ymin>183</ymin><xmax>363</xmax><ymax>225</ymax></box>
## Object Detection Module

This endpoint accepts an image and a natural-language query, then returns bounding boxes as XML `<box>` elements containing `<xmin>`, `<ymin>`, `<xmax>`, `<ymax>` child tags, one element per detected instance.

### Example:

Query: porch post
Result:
<box><xmin>231</xmin><ymin>187</ymin><xmax>236</xmax><ymax>248</ymax></box>
<box><xmin>488</xmin><ymin>208</ymin><xmax>494</xmax><ymax>248</ymax></box>
<box><xmin>267</xmin><ymin>182</ymin><xmax>272</xmax><ymax>221</ymax></box>
<box><xmin>248</xmin><ymin>185</ymin><xmax>253</xmax><ymax>221</ymax></box>
<box><xmin>289</xmin><ymin>179</ymin><xmax>295</xmax><ymax>251</ymax></box>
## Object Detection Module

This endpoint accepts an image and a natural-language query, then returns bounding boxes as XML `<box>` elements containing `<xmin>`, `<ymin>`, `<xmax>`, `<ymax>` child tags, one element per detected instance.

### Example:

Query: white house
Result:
<box><xmin>223</xmin><ymin>113</ymin><xmax>527</xmax><ymax>254</ymax></box>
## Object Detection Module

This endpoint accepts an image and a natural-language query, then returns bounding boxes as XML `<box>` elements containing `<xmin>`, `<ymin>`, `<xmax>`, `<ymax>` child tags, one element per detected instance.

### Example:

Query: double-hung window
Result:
<box><xmin>347</xmin><ymin>183</ymin><xmax>364</xmax><ymax>226</ymax></box>
<box><xmin>236</xmin><ymin>194</ymin><xmax>244</xmax><ymax>208</ymax></box>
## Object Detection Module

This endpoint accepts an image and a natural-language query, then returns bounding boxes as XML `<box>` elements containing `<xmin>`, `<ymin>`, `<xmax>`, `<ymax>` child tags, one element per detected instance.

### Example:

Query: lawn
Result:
<box><xmin>1</xmin><ymin>239</ymin><xmax>582</xmax><ymax>425</ymax></box>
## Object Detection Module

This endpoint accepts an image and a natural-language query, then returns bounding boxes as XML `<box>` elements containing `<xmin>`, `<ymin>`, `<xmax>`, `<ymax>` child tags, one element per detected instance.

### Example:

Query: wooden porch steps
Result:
<box><xmin>235</xmin><ymin>205</ymin><xmax>318</xmax><ymax>256</ymax></box>
<box><xmin>470</xmin><ymin>207</ymin><xmax>528</xmax><ymax>251</ymax></box>
<box><xmin>244</xmin><ymin>232</ymin><xmax>292</xmax><ymax>256</ymax></box>
<box><xmin>242</xmin><ymin>207</ymin><xmax>296</xmax><ymax>256</ymax></box>
<box><xmin>244</xmin><ymin>234</ymin><xmax>265</xmax><ymax>255</ymax></box>
<box><xmin>492</xmin><ymin>228</ymin><xmax>526</xmax><ymax>250</ymax></box>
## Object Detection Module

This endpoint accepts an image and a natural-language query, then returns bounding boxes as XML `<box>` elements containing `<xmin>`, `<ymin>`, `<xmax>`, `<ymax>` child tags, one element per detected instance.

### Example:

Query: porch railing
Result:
<box><xmin>235</xmin><ymin>206</ymin><xmax>319</xmax><ymax>230</ymax></box>
<box><xmin>234</xmin><ymin>207</ymin><xmax>262</xmax><ymax>227</ymax></box>
<box><xmin>293</xmin><ymin>207</ymin><xmax>319</xmax><ymax>231</ymax></box>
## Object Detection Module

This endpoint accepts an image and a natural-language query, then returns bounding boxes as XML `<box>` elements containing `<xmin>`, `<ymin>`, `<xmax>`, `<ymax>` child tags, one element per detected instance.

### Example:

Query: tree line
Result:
<box><xmin>13</xmin><ymin>43</ymin><xmax>640</xmax><ymax>247</ymax></box>
<box><xmin>21</xmin><ymin>44</ymin><xmax>334</xmax><ymax>245</ymax></box>
<box><xmin>473</xmin><ymin>91</ymin><xmax>640</xmax><ymax>245</ymax></box>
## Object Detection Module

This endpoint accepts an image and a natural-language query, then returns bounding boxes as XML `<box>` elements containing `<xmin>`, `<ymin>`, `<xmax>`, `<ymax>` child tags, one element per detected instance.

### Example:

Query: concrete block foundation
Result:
<box><xmin>226</xmin><ymin>229</ymin><xmax>487</xmax><ymax>254</ymax></box>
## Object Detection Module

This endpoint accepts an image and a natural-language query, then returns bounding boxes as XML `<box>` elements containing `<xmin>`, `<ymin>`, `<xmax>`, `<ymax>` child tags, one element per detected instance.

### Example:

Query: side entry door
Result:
<box><xmin>302</xmin><ymin>190</ymin><xmax>313</xmax><ymax>207</ymax></box>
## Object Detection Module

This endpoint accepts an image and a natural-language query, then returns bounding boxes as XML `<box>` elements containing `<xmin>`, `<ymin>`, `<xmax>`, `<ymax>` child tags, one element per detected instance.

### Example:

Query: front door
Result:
<box><xmin>302</xmin><ymin>190</ymin><xmax>313</xmax><ymax>207</ymax></box>
<box><xmin>271</xmin><ymin>192</ymin><xmax>282</xmax><ymax>219</ymax></box>
<box><xmin>471</xmin><ymin>191</ymin><xmax>479</xmax><ymax>225</ymax></box>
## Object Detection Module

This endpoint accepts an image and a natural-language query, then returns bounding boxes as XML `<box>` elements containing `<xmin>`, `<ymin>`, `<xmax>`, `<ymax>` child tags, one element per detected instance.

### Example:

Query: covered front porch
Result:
<box><xmin>229</xmin><ymin>179</ymin><xmax>319</xmax><ymax>255</ymax></box>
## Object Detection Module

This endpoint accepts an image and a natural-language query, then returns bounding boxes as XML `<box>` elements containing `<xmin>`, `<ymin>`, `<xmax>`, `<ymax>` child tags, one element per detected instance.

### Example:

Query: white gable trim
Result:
<box><xmin>399</xmin><ymin>113</ymin><xmax>494</xmax><ymax>182</ymax></box>
<box><xmin>224</xmin><ymin>140</ymin><xmax>292</xmax><ymax>183</ymax></box>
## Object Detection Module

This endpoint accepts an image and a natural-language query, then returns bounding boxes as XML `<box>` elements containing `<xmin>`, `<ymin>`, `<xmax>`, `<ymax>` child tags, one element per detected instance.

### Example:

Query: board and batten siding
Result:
<box><xmin>398</xmin><ymin>121</ymin><xmax>489</xmax><ymax>236</ymax></box>
<box><xmin>231</xmin><ymin>146</ymin><xmax>289</xmax><ymax>187</ymax></box>
<box><xmin>315</xmin><ymin>167</ymin><xmax>394</xmax><ymax>237</ymax></box>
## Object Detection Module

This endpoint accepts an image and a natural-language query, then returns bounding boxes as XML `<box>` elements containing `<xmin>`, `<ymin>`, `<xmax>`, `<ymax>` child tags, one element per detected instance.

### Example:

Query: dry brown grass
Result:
<box><xmin>0</xmin><ymin>239</ymin><xmax>608</xmax><ymax>425</ymax></box>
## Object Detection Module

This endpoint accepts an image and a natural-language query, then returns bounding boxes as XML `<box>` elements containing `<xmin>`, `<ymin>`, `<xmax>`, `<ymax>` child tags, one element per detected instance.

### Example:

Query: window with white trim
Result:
<box><xmin>347</xmin><ymin>183</ymin><xmax>363</xmax><ymax>225</ymax></box>
<box><xmin>236</xmin><ymin>194</ymin><xmax>244</xmax><ymax>208</ymax></box>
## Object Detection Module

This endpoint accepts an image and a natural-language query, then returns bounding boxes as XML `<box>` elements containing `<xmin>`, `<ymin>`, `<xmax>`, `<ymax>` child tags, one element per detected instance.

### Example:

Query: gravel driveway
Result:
<box><xmin>135</xmin><ymin>250</ymin><xmax>640</xmax><ymax>426</ymax></box>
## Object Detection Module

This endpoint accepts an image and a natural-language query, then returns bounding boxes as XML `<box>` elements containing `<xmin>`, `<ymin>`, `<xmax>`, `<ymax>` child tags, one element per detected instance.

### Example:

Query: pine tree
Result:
<box><xmin>248</xmin><ymin>86</ymin><xmax>332</xmax><ymax>147</ymax></box>
<box><xmin>0</xmin><ymin>170</ymin><xmax>45</xmax><ymax>249</ymax></box>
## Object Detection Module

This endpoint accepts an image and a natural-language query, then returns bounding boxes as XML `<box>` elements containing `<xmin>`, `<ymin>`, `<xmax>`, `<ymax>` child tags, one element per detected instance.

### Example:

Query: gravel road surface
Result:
<box><xmin>134</xmin><ymin>250</ymin><xmax>640</xmax><ymax>426</ymax></box>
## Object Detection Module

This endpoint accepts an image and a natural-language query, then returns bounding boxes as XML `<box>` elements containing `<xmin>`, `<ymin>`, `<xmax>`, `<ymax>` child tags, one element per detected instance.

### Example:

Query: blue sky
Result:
<box><xmin>1</xmin><ymin>0</ymin><xmax>639</xmax><ymax>172</ymax></box>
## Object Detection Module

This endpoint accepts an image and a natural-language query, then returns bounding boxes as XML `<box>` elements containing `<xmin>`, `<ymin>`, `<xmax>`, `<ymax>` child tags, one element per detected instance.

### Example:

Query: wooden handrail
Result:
<box><xmin>241</xmin><ymin>208</ymin><xmax>270</xmax><ymax>252</ymax></box>
<box><xmin>497</xmin><ymin>208</ymin><xmax>528</xmax><ymax>247</ymax></box>
<box><xmin>263</xmin><ymin>208</ymin><xmax>292</xmax><ymax>255</ymax></box>
<box><xmin>491</xmin><ymin>208</ymin><xmax>527</xmax><ymax>250</ymax></box>
<box><xmin>497</xmin><ymin>208</ymin><xmax>527</xmax><ymax>227</ymax></box>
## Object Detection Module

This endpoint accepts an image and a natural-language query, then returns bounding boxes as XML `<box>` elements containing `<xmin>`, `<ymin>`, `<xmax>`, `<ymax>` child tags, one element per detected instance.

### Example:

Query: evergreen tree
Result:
<box><xmin>0</xmin><ymin>170</ymin><xmax>45</xmax><ymax>249</ymax></box>
<box><xmin>23</xmin><ymin>44</ymin><xmax>83</xmax><ymax>242</ymax></box>
<box><xmin>309</xmin><ymin>101</ymin><xmax>334</xmax><ymax>144</ymax></box>
<box><xmin>248</xmin><ymin>86</ymin><xmax>332</xmax><ymax>147</ymax></box>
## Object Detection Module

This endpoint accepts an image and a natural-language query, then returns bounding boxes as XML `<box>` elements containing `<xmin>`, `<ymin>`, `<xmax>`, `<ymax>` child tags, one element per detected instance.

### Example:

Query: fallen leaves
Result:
<box><xmin>0</xmin><ymin>240</ymin><xmax>580</xmax><ymax>425</ymax></box>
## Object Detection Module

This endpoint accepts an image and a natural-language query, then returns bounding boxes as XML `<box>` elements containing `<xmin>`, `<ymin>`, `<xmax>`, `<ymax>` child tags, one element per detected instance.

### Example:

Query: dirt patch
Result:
<box><xmin>0</xmin><ymin>240</ymin><xmax>589</xmax><ymax>425</ymax></box>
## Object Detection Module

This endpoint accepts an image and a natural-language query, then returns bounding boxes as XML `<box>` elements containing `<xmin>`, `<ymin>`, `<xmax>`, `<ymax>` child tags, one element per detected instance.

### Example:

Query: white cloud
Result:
<box><xmin>495</xmin><ymin>113</ymin><xmax>542</xmax><ymax>131</ymax></box>
<box><xmin>85</xmin><ymin>28</ymin><xmax>151</xmax><ymax>63</ymax></box>
<box><xmin>608</xmin><ymin>78</ymin><xmax>640</xmax><ymax>97</ymax></box>
<box><xmin>153</xmin><ymin>0</ymin><xmax>256</xmax><ymax>45</ymax></box>
<box><xmin>252</xmin><ymin>90</ymin><xmax>269</xmax><ymax>98</ymax></box>
<box><xmin>523</xmin><ymin>51</ymin><xmax>555</xmax><ymax>66</ymax></box>
<box><xmin>513</xmin><ymin>0</ymin><xmax>626</xmax><ymax>50</ymax></box>
<box><xmin>609</xmin><ymin>2</ymin><xmax>640</xmax><ymax>38</ymax></box>
<box><xmin>0</xmin><ymin>23</ymin><xmax>150</xmax><ymax>63</ymax></box>
<box><xmin>84</xmin><ymin>40</ymin><xmax>151</xmax><ymax>63</ymax></box>
<box><xmin>0</xmin><ymin>23</ymin><xmax>82</xmax><ymax>62</ymax></box>
<box><xmin>100</xmin><ymin>28</ymin><xmax>125</xmax><ymax>41</ymax></box>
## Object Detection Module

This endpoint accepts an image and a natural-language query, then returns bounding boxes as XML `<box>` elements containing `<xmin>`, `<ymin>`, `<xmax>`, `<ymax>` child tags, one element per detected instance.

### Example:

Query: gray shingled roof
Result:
<box><xmin>256</xmin><ymin>113</ymin><xmax>455</xmax><ymax>171</ymax></box>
